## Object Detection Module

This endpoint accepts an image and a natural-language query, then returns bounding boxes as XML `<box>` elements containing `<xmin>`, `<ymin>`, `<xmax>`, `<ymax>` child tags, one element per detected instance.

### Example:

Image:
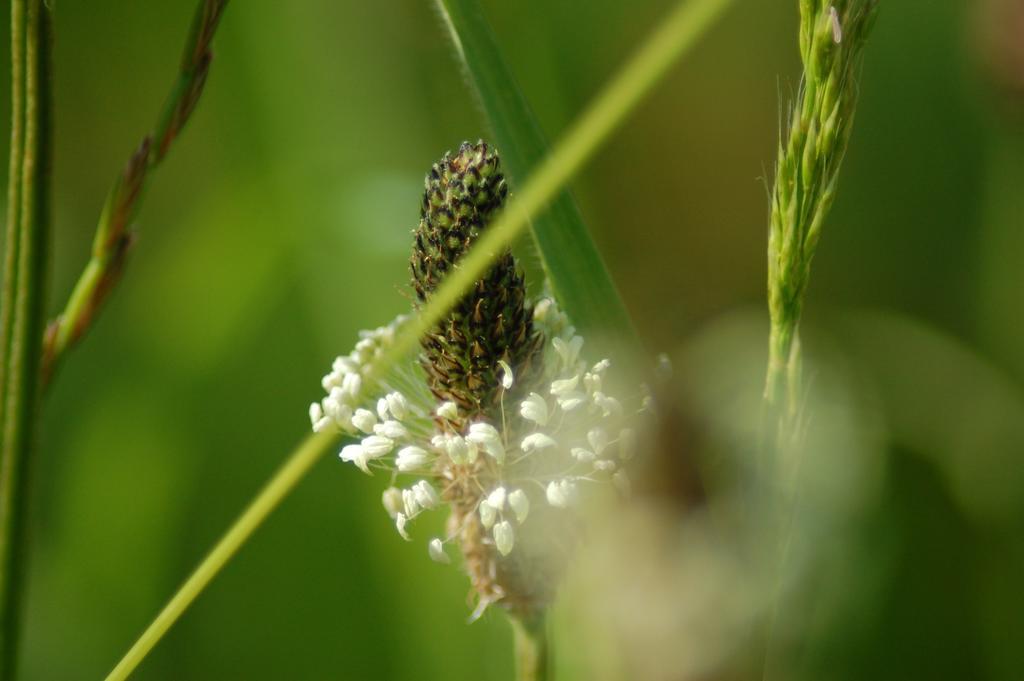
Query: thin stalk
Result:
<box><xmin>0</xmin><ymin>0</ymin><xmax>27</xmax><ymax>418</ymax></box>
<box><xmin>105</xmin><ymin>0</ymin><xmax>734</xmax><ymax>676</ymax></box>
<box><xmin>758</xmin><ymin>3</ymin><xmax>877</xmax><ymax>678</ymax></box>
<box><xmin>104</xmin><ymin>429</ymin><xmax>336</xmax><ymax>681</ymax></box>
<box><xmin>0</xmin><ymin>0</ymin><xmax>52</xmax><ymax>677</ymax></box>
<box><xmin>40</xmin><ymin>0</ymin><xmax>227</xmax><ymax>385</ymax></box>
<box><xmin>764</xmin><ymin>0</ymin><xmax>878</xmax><ymax>435</ymax></box>
<box><xmin>511</xmin><ymin>613</ymin><xmax>549</xmax><ymax>681</ymax></box>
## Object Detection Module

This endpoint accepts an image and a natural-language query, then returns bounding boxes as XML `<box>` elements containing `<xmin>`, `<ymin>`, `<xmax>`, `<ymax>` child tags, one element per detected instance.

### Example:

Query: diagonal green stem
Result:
<box><xmin>0</xmin><ymin>0</ymin><xmax>52</xmax><ymax>677</ymax></box>
<box><xmin>105</xmin><ymin>1</ymin><xmax>734</xmax><ymax>677</ymax></box>
<box><xmin>104</xmin><ymin>430</ymin><xmax>337</xmax><ymax>681</ymax></box>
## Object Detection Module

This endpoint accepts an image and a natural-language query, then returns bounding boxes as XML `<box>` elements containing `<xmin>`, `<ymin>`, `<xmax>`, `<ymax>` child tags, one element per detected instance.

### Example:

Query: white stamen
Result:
<box><xmin>385</xmin><ymin>392</ymin><xmax>409</xmax><ymax>421</ymax></box>
<box><xmin>438</xmin><ymin>434</ymin><xmax>474</xmax><ymax>465</ymax></box>
<box><xmin>486</xmin><ymin>486</ymin><xmax>507</xmax><ymax>510</ymax></box>
<box><xmin>428</xmin><ymin>538</ymin><xmax>450</xmax><ymax>564</ymax></box>
<box><xmin>533</xmin><ymin>298</ymin><xmax>552</xmax><ymax>322</ymax></box>
<box><xmin>550</xmin><ymin>374</ymin><xmax>580</xmax><ymax>395</ymax></box>
<box><xmin>332</xmin><ymin>356</ymin><xmax>357</xmax><ymax>373</ymax></box>
<box><xmin>339</xmin><ymin>444</ymin><xmax>371</xmax><ymax>475</ymax></box>
<box><xmin>572</xmin><ymin>447</ymin><xmax>596</xmax><ymax>464</ymax></box>
<box><xmin>309</xmin><ymin>402</ymin><xmax>324</xmax><ymax>428</ymax></box>
<box><xmin>557</xmin><ymin>391</ymin><xmax>587</xmax><ymax>411</ymax></box>
<box><xmin>521</xmin><ymin>433</ymin><xmax>557</xmax><ymax>452</ymax></box>
<box><xmin>479</xmin><ymin>500</ymin><xmax>497</xmax><ymax>529</ymax></box>
<box><xmin>396</xmin><ymin>446</ymin><xmax>430</xmax><ymax>472</ymax></box>
<box><xmin>467</xmin><ymin>422</ymin><xmax>505</xmax><ymax>462</ymax></box>
<box><xmin>341</xmin><ymin>372</ymin><xmax>362</xmax><ymax>398</ymax></box>
<box><xmin>413</xmin><ymin>480</ymin><xmax>440</xmax><ymax>509</ymax></box>
<box><xmin>323</xmin><ymin>395</ymin><xmax>353</xmax><ymax>429</ymax></box>
<box><xmin>546</xmin><ymin>481</ymin><xmax>567</xmax><ymax>507</ymax></box>
<box><xmin>321</xmin><ymin>369</ymin><xmax>342</xmax><ymax>392</ymax></box>
<box><xmin>553</xmin><ymin>335</ymin><xmax>584</xmax><ymax>369</ymax></box>
<box><xmin>402</xmin><ymin>488</ymin><xmax>420</xmax><ymax>517</ymax></box>
<box><xmin>351</xmin><ymin>408</ymin><xmax>377</xmax><ymax>434</ymax></box>
<box><xmin>587</xmin><ymin>427</ymin><xmax>609</xmax><ymax>455</ymax></box>
<box><xmin>546</xmin><ymin>479</ymin><xmax>578</xmax><ymax>508</ymax></box>
<box><xmin>395</xmin><ymin>512</ymin><xmax>411</xmax><ymax>541</ymax></box>
<box><xmin>373</xmin><ymin>420</ymin><xmax>408</xmax><ymax>440</ymax></box>
<box><xmin>436</xmin><ymin>401</ymin><xmax>459</xmax><ymax>420</ymax></box>
<box><xmin>508</xmin><ymin>489</ymin><xmax>530</xmax><ymax>523</ymax></box>
<box><xmin>381</xmin><ymin>487</ymin><xmax>403</xmax><ymax>519</ymax></box>
<box><xmin>493</xmin><ymin>520</ymin><xmax>515</xmax><ymax>556</ymax></box>
<box><xmin>593</xmin><ymin>392</ymin><xmax>622</xmax><ymax>417</ymax></box>
<box><xmin>498</xmin><ymin>360</ymin><xmax>514</xmax><ymax>390</ymax></box>
<box><xmin>360</xmin><ymin>435</ymin><xmax>394</xmax><ymax>457</ymax></box>
<box><xmin>520</xmin><ymin>393</ymin><xmax>549</xmax><ymax>426</ymax></box>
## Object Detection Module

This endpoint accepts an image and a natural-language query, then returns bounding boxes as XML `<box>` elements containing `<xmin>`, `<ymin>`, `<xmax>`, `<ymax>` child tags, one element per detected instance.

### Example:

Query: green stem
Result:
<box><xmin>0</xmin><ymin>0</ymin><xmax>27</xmax><ymax>413</ymax></box>
<box><xmin>511</xmin><ymin>613</ymin><xmax>549</xmax><ymax>681</ymax></box>
<box><xmin>764</xmin><ymin>323</ymin><xmax>794</xmax><ymax>410</ymax></box>
<box><xmin>0</xmin><ymin>0</ymin><xmax>52</xmax><ymax>678</ymax></box>
<box><xmin>763</xmin><ymin>321</ymin><xmax>802</xmax><ymax>455</ymax></box>
<box><xmin>105</xmin><ymin>0</ymin><xmax>734</xmax><ymax>675</ymax></box>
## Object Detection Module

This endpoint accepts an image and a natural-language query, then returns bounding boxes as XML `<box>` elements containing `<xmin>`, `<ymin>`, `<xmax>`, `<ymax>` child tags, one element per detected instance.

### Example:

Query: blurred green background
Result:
<box><xmin>1</xmin><ymin>0</ymin><xmax>1022</xmax><ymax>678</ymax></box>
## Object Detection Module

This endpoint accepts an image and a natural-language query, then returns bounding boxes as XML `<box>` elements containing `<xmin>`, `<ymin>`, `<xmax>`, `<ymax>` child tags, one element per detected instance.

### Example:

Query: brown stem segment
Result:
<box><xmin>39</xmin><ymin>0</ymin><xmax>227</xmax><ymax>386</ymax></box>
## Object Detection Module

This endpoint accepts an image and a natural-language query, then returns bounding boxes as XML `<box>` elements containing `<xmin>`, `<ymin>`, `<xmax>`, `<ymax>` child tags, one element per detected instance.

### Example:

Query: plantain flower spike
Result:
<box><xmin>410</xmin><ymin>140</ymin><xmax>543</xmax><ymax>421</ymax></box>
<box><xmin>309</xmin><ymin>142</ymin><xmax>648</xmax><ymax>620</ymax></box>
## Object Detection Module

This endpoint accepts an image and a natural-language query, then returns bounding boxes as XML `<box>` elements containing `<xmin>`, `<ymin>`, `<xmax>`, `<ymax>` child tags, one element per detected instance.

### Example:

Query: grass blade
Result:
<box><xmin>105</xmin><ymin>1</ymin><xmax>733</xmax><ymax>676</ymax></box>
<box><xmin>434</xmin><ymin>0</ymin><xmax>639</xmax><ymax>349</ymax></box>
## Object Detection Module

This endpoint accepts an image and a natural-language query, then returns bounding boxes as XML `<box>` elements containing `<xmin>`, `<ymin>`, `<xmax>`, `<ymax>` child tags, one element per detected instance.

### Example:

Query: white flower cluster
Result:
<box><xmin>309</xmin><ymin>298</ymin><xmax>642</xmax><ymax>566</ymax></box>
<box><xmin>309</xmin><ymin>316</ymin><xmax>409</xmax><ymax>436</ymax></box>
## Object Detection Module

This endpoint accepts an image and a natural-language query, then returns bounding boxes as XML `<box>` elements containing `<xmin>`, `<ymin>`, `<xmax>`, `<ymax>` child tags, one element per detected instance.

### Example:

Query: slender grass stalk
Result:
<box><xmin>0</xmin><ymin>0</ymin><xmax>52</xmax><ymax>677</ymax></box>
<box><xmin>764</xmin><ymin>0</ymin><xmax>878</xmax><ymax>433</ymax></box>
<box><xmin>104</xmin><ymin>429</ymin><xmax>337</xmax><ymax>681</ymax></box>
<box><xmin>511</xmin><ymin>613</ymin><xmax>549</xmax><ymax>681</ymax></box>
<box><xmin>104</xmin><ymin>0</ymin><xmax>734</xmax><ymax>677</ymax></box>
<box><xmin>39</xmin><ymin>0</ymin><xmax>227</xmax><ymax>385</ymax></box>
<box><xmin>758</xmin><ymin>3</ymin><xmax>877</xmax><ymax>678</ymax></box>
<box><xmin>434</xmin><ymin>0</ymin><xmax>641</xmax><ymax>353</ymax></box>
<box><xmin>0</xmin><ymin>0</ymin><xmax>27</xmax><ymax>426</ymax></box>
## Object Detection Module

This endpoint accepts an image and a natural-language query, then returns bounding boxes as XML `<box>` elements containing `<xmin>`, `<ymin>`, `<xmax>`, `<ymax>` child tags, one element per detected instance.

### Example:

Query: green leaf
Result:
<box><xmin>434</xmin><ymin>0</ymin><xmax>640</xmax><ymax>351</ymax></box>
